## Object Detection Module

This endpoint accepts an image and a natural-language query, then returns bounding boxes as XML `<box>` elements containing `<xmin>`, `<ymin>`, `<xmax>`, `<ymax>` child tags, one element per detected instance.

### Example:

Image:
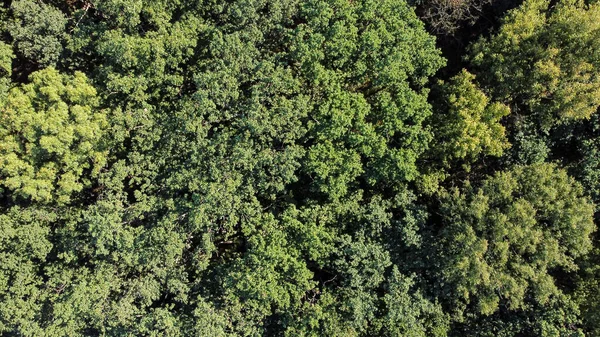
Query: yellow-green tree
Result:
<box><xmin>436</xmin><ymin>163</ymin><xmax>595</xmax><ymax>320</ymax></box>
<box><xmin>470</xmin><ymin>0</ymin><xmax>600</xmax><ymax>129</ymax></box>
<box><xmin>0</xmin><ymin>68</ymin><xmax>107</xmax><ymax>204</ymax></box>
<box><xmin>431</xmin><ymin>69</ymin><xmax>510</xmax><ymax>167</ymax></box>
<box><xmin>0</xmin><ymin>42</ymin><xmax>13</xmax><ymax>98</ymax></box>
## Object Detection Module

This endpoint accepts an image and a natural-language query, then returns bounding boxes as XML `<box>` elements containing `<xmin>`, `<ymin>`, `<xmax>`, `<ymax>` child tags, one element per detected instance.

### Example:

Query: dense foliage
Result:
<box><xmin>0</xmin><ymin>0</ymin><xmax>598</xmax><ymax>336</ymax></box>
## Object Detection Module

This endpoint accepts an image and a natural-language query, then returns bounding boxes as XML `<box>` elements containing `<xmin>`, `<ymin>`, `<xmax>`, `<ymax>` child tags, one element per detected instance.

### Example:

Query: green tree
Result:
<box><xmin>469</xmin><ymin>0</ymin><xmax>600</xmax><ymax>129</ymax></box>
<box><xmin>3</xmin><ymin>0</ymin><xmax>445</xmax><ymax>335</ymax></box>
<box><xmin>575</xmin><ymin>115</ymin><xmax>600</xmax><ymax>204</ymax></box>
<box><xmin>430</xmin><ymin>69</ymin><xmax>510</xmax><ymax>168</ymax></box>
<box><xmin>15</xmin><ymin>0</ymin><xmax>600</xmax><ymax>335</ymax></box>
<box><xmin>0</xmin><ymin>67</ymin><xmax>108</xmax><ymax>204</ymax></box>
<box><xmin>435</xmin><ymin>163</ymin><xmax>595</xmax><ymax>319</ymax></box>
<box><xmin>574</xmin><ymin>247</ymin><xmax>600</xmax><ymax>336</ymax></box>
<box><xmin>0</xmin><ymin>42</ymin><xmax>12</xmax><ymax>78</ymax></box>
<box><xmin>5</xmin><ymin>0</ymin><xmax>67</xmax><ymax>67</ymax></box>
<box><xmin>450</xmin><ymin>293</ymin><xmax>585</xmax><ymax>337</ymax></box>
<box><xmin>295</xmin><ymin>0</ymin><xmax>445</xmax><ymax>199</ymax></box>
<box><xmin>0</xmin><ymin>207</ymin><xmax>54</xmax><ymax>335</ymax></box>
<box><xmin>0</xmin><ymin>42</ymin><xmax>13</xmax><ymax>99</ymax></box>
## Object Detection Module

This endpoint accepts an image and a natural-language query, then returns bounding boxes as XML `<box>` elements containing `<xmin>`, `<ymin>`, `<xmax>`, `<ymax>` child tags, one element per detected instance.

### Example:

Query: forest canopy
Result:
<box><xmin>0</xmin><ymin>0</ymin><xmax>599</xmax><ymax>336</ymax></box>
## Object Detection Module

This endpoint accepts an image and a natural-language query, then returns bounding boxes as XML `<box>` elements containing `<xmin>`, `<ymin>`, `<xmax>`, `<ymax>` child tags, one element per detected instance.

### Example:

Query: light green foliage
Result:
<box><xmin>0</xmin><ymin>42</ymin><xmax>12</xmax><ymax>78</ymax></box>
<box><xmin>0</xmin><ymin>207</ymin><xmax>54</xmax><ymax>335</ymax></box>
<box><xmin>437</xmin><ymin>163</ymin><xmax>595</xmax><ymax>317</ymax></box>
<box><xmin>0</xmin><ymin>42</ymin><xmax>13</xmax><ymax>99</ymax></box>
<box><xmin>470</xmin><ymin>0</ymin><xmax>600</xmax><ymax>128</ymax></box>
<box><xmin>5</xmin><ymin>0</ymin><xmax>67</xmax><ymax>66</ymax></box>
<box><xmin>0</xmin><ymin>68</ymin><xmax>107</xmax><ymax>203</ymax></box>
<box><xmin>432</xmin><ymin>70</ymin><xmax>510</xmax><ymax>166</ymax></box>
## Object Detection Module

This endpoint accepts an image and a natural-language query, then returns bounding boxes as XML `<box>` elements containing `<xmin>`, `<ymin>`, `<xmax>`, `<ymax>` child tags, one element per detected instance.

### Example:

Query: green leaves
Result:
<box><xmin>5</xmin><ymin>0</ymin><xmax>67</xmax><ymax>67</ymax></box>
<box><xmin>0</xmin><ymin>42</ymin><xmax>13</xmax><ymax>100</ymax></box>
<box><xmin>0</xmin><ymin>42</ymin><xmax>13</xmax><ymax>78</ymax></box>
<box><xmin>383</xmin><ymin>268</ymin><xmax>449</xmax><ymax>337</ymax></box>
<box><xmin>297</xmin><ymin>0</ymin><xmax>444</xmax><ymax>199</ymax></box>
<box><xmin>0</xmin><ymin>0</ymin><xmax>598</xmax><ymax>335</ymax></box>
<box><xmin>431</xmin><ymin>70</ymin><xmax>510</xmax><ymax>167</ymax></box>
<box><xmin>436</xmin><ymin>163</ymin><xmax>595</xmax><ymax>318</ymax></box>
<box><xmin>0</xmin><ymin>207</ymin><xmax>54</xmax><ymax>335</ymax></box>
<box><xmin>0</xmin><ymin>68</ymin><xmax>107</xmax><ymax>204</ymax></box>
<box><xmin>469</xmin><ymin>0</ymin><xmax>600</xmax><ymax>129</ymax></box>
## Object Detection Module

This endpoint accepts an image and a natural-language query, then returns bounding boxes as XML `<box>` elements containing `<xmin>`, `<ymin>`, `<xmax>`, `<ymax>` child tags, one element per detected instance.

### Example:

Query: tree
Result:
<box><xmin>0</xmin><ymin>42</ymin><xmax>13</xmax><ymax>99</ymax></box>
<box><xmin>0</xmin><ymin>67</ymin><xmax>108</xmax><ymax>204</ymax></box>
<box><xmin>574</xmin><ymin>246</ymin><xmax>600</xmax><ymax>336</ymax></box>
<box><xmin>3</xmin><ymin>0</ymin><xmax>600</xmax><ymax>335</ymax></box>
<box><xmin>429</xmin><ymin>69</ymin><xmax>510</xmax><ymax>168</ymax></box>
<box><xmin>435</xmin><ymin>163</ymin><xmax>595</xmax><ymax>320</ymax></box>
<box><xmin>0</xmin><ymin>0</ymin><xmax>447</xmax><ymax>335</ymax></box>
<box><xmin>0</xmin><ymin>42</ymin><xmax>12</xmax><ymax>78</ymax></box>
<box><xmin>469</xmin><ymin>0</ymin><xmax>600</xmax><ymax>129</ymax></box>
<box><xmin>450</xmin><ymin>293</ymin><xmax>585</xmax><ymax>337</ymax></box>
<box><xmin>4</xmin><ymin>0</ymin><xmax>67</xmax><ymax>67</ymax></box>
<box><xmin>296</xmin><ymin>0</ymin><xmax>445</xmax><ymax>199</ymax></box>
<box><xmin>575</xmin><ymin>115</ymin><xmax>600</xmax><ymax>204</ymax></box>
<box><xmin>418</xmin><ymin>0</ymin><xmax>495</xmax><ymax>35</ymax></box>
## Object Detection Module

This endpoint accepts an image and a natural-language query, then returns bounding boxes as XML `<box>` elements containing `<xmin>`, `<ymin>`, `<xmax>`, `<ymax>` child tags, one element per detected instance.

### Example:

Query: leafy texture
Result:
<box><xmin>431</xmin><ymin>69</ymin><xmax>510</xmax><ymax>167</ymax></box>
<box><xmin>6</xmin><ymin>0</ymin><xmax>67</xmax><ymax>67</ymax></box>
<box><xmin>436</xmin><ymin>163</ymin><xmax>595</xmax><ymax>319</ymax></box>
<box><xmin>0</xmin><ymin>0</ymin><xmax>598</xmax><ymax>335</ymax></box>
<box><xmin>470</xmin><ymin>0</ymin><xmax>600</xmax><ymax>129</ymax></box>
<box><xmin>0</xmin><ymin>68</ymin><xmax>107</xmax><ymax>204</ymax></box>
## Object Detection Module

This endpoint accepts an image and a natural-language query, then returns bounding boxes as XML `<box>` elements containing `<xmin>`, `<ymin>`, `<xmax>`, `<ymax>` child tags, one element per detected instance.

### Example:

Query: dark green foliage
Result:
<box><xmin>4</xmin><ymin>0</ymin><xmax>67</xmax><ymax>67</ymax></box>
<box><xmin>0</xmin><ymin>0</ymin><xmax>598</xmax><ymax>335</ymax></box>
<box><xmin>574</xmin><ymin>247</ymin><xmax>600</xmax><ymax>336</ymax></box>
<box><xmin>573</xmin><ymin>114</ymin><xmax>600</xmax><ymax>204</ymax></box>
<box><xmin>451</xmin><ymin>294</ymin><xmax>585</xmax><ymax>337</ymax></box>
<box><xmin>293</xmin><ymin>0</ymin><xmax>445</xmax><ymax>199</ymax></box>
